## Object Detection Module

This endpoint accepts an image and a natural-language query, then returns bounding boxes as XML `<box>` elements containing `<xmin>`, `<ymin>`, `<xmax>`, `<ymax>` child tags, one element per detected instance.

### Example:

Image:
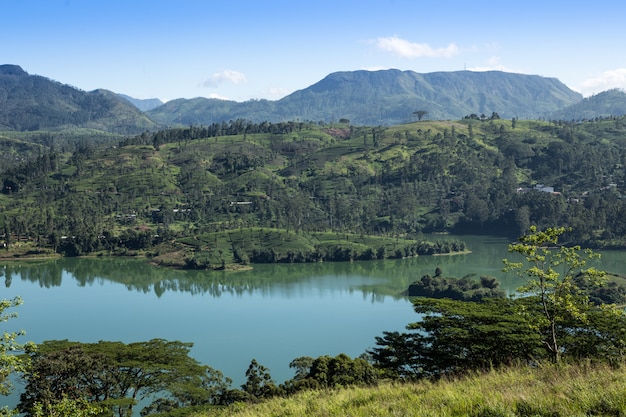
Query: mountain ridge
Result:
<box><xmin>0</xmin><ymin>65</ymin><xmax>158</xmax><ymax>134</ymax></box>
<box><xmin>3</xmin><ymin>65</ymin><xmax>626</xmax><ymax>132</ymax></box>
<box><xmin>118</xmin><ymin>93</ymin><xmax>164</xmax><ymax>112</ymax></box>
<box><xmin>148</xmin><ymin>69</ymin><xmax>583</xmax><ymax>125</ymax></box>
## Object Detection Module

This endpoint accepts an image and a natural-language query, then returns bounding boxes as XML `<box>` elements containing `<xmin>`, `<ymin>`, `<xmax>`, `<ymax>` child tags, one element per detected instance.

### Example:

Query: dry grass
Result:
<box><xmin>191</xmin><ymin>362</ymin><xmax>626</xmax><ymax>417</ymax></box>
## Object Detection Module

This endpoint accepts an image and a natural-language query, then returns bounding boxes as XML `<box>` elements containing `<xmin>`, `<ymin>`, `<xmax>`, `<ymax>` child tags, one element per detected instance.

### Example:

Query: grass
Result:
<box><xmin>190</xmin><ymin>361</ymin><xmax>626</xmax><ymax>417</ymax></box>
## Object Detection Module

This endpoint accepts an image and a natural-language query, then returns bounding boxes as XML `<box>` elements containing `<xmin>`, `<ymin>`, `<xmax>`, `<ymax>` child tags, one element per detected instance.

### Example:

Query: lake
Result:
<box><xmin>2</xmin><ymin>235</ymin><xmax>625</xmax><ymax>410</ymax></box>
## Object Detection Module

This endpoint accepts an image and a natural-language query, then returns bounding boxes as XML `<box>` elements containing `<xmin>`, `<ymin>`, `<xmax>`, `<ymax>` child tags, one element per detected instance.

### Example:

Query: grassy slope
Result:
<box><xmin>194</xmin><ymin>362</ymin><xmax>626</xmax><ymax>417</ymax></box>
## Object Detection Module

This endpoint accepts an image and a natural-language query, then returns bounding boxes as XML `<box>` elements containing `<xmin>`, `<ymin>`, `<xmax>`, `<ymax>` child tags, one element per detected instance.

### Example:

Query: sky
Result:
<box><xmin>3</xmin><ymin>0</ymin><xmax>626</xmax><ymax>102</ymax></box>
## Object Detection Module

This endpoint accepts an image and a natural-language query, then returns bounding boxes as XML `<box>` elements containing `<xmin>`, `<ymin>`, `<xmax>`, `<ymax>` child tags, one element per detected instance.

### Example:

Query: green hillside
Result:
<box><xmin>2</xmin><ymin>116</ymin><xmax>626</xmax><ymax>266</ymax></box>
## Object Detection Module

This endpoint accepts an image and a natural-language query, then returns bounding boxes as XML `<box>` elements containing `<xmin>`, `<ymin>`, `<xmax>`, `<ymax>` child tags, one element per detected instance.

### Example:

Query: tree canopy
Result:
<box><xmin>18</xmin><ymin>339</ymin><xmax>230</xmax><ymax>417</ymax></box>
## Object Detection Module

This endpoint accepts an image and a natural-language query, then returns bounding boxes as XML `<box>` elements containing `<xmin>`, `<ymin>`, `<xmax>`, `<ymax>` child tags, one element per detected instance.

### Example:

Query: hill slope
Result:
<box><xmin>148</xmin><ymin>69</ymin><xmax>583</xmax><ymax>125</ymax></box>
<box><xmin>0</xmin><ymin>64</ymin><xmax>158</xmax><ymax>134</ymax></box>
<box><xmin>550</xmin><ymin>88</ymin><xmax>626</xmax><ymax>120</ymax></box>
<box><xmin>191</xmin><ymin>362</ymin><xmax>626</xmax><ymax>417</ymax></box>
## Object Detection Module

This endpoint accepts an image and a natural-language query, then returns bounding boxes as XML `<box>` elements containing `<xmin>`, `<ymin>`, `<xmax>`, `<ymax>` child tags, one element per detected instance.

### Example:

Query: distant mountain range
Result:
<box><xmin>550</xmin><ymin>89</ymin><xmax>626</xmax><ymax>120</ymax></box>
<box><xmin>0</xmin><ymin>64</ymin><xmax>157</xmax><ymax>134</ymax></box>
<box><xmin>146</xmin><ymin>70</ymin><xmax>585</xmax><ymax>125</ymax></box>
<box><xmin>1</xmin><ymin>64</ymin><xmax>625</xmax><ymax>134</ymax></box>
<box><xmin>117</xmin><ymin>94</ymin><xmax>164</xmax><ymax>112</ymax></box>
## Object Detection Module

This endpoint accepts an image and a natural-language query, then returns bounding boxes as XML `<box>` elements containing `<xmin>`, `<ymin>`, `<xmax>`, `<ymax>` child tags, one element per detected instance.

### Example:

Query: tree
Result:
<box><xmin>19</xmin><ymin>339</ymin><xmax>219</xmax><ymax>417</ymax></box>
<box><xmin>285</xmin><ymin>354</ymin><xmax>377</xmax><ymax>391</ymax></box>
<box><xmin>288</xmin><ymin>356</ymin><xmax>314</xmax><ymax>382</ymax></box>
<box><xmin>369</xmin><ymin>331</ymin><xmax>429</xmax><ymax>380</ymax></box>
<box><xmin>241</xmin><ymin>359</ymin><xmax>276</xmax><ymax>401</ymax></box>
<box><xmin>406</xmin><ymin>273</ymin><xmax>506</xmax><ymax>301</ymax></box>
<box><xmin>306</xmin><ymin>354</ymin><xmax>376</xmax><ymax>388</ymax></box>
<box><xmin>370</xmin><ymin>297</ymin><xmax>542</xmax><ymax>379</ymax></box>
<box><xmin>503</xmin><ymin>226</ymin><xmax>610</xmax><ymax>363</ymax></box>
<box><xmin>413</xmin><ymin>110</ymin><xmax>428</xmax><ymax>121</ymax></box>
<box><xmin>0</xmin><ymin>297</ymin><xmax>33</xmax><ymax>417</ymax></box>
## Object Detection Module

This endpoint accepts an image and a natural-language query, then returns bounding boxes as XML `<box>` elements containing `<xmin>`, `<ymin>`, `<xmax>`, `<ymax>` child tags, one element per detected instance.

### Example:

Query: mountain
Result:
<box><xmin>118</xmin><ymin>94</ymin><xmax>164</xmax><ymax>112</ymax></box>
<box><xmin>0</xmin><ymin>64</ymin><xmax>158</xmax><ymax>134</ymax></box>
<box><xmin>147</xmin><ymin>97</ymin><xmax>277</xmax><ymax>126</ymax></box>
<box><xmin>148</xmin><ymin>69</ymin><xmax>583</xmax><ymax>126</ymax></box>
<box><xmin>550</xmin><ymin>88</ymin><xmax>626</xmax><ymax>120</ymax></box>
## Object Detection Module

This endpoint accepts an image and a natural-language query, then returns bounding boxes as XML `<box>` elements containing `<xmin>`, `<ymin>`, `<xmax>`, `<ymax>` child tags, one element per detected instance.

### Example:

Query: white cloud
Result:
<box><xmin>362</xmin><ymin>65</ymin><xmax>392</xmax><ymax>71</ymax></box>
<box><xmin>374</xmin><ymin>36</ymin><xmax>459</xmax><ymax>58</ymax></box>
<box><xmin>208</xmin><ymin>92</ymin><xmax>231</xmax><ymax>100</ymax></box>
<box><xmin>266</xmin><ymin>86</ymin><xmax>291</xmax><ymax>100</ymax></box>
<box><xmin>202</xmin><ymin>70</ymin><xmax>247</xmax><ymax>88</ymax></box>
<box><xmin>579</xmin><ymin>68</ymin><xmax>626</xmax><ymax>96</ymax></box>
<box><xmin>467</xmin><ymin>56</ymin><xmax>513</xmax><ymax>72</ymax></box>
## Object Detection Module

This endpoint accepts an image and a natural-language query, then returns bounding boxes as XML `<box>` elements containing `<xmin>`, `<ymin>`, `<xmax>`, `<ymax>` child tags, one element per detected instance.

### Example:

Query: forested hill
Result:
<box><xmin>2</xmin><ymin>116</ymin><xmax>626</xmax><ymax>267</ymax></box>
<box><xmin>147</xmin><ymin>70</ymin><xmax>583</xmax><ymax>125</ymax></box>
<box><xmin>550</xmin><ymin>88</ymin><xmax>626</xmax><ymax>120</ymax></box>
<box><xmin>0</xmin><ymin>64</ymin><xmax>158</xmax><ymax>134</ymax></box>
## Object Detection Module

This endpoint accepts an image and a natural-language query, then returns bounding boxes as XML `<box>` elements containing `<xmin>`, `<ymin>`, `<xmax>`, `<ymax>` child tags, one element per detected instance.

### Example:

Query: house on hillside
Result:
<box><xmin>516</xmin><ymin>184</ymin><xmax>560</xmax><ymax>195</ymax></box>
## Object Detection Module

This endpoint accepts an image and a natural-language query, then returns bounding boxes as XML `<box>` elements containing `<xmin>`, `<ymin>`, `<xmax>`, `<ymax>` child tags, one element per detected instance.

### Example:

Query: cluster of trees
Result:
<box><xmin>120</xmin><ymin>120</ymin><xmax>315</xmax><ymax>149</ymax></box>
<box><xmin>370</xmin><ymin>227</ymin><xmax>626</xmax><ymax>380</ymax></box>
<box><xmin>245</xmin><ymin>239</ymin><xmax>466</xmax><ymax>265</ymax></box>
<box><xmin>407</xmin><ymin>269</ymin><xmax>506</xmax><ymax>301</ymax></box>
<box><xmin>2</xmin><ymin>335</ymin><xmax>378</xmax><ymax>416</ymax></box>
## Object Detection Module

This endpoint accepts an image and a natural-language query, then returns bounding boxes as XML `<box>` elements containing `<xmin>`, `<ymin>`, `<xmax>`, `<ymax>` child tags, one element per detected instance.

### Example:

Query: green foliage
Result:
<box><xmin>503</xmin><ymin>226</ymin><xmax>613</xmax><ymax>363</ymax></box>
<box><xmin>283</xmin><ymin>354</ymin><xmax>377</xmax><ymax>394</ymax></box>
<box><xmin>0</xmin><ymin>296</ymin><xmax>34</xmax><ymax>416</ymax></box>
<box><xmin>370</xmin><ymin>298</ymin><xmax>541</xmax><ymax>379</ymax></box>
<box><xmin>368</xmin><ymin>331</ymin><xmax>428</xmax><ymax>380</ymax></box>
<box><xmin>407</xmin><ymin>269</ymin><xmax>506</xmax><ymax>301</ymax></box>
<box><xmin>19</xmin><ymin>339</ymin><xmax>229</xmax><ymax>417</ymax></box>
<box><xmin>174</xmin><ymin>228</ymin><xmax>465</xmax><ymax>269</ymax></box>
<box><xmin>240</xmin><ymin>359</ymin><xmax>276</xmax><ymax>401</ymax></box>
<box><xmin>31</xmin><ymin>396</ymin><xmax>107</xmax><ymax>417</ymax></box>
<box><xmin>371</xmin><ymin>229</ymin><xmax>626</xmax><ymax>386</ymax></box>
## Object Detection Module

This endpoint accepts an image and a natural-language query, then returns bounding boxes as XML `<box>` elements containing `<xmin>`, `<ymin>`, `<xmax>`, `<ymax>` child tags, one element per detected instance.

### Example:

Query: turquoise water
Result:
<box><xmin>1</xmin><ymin>235</ymin><xmax>624</xmax><ymax>411</ymax></box>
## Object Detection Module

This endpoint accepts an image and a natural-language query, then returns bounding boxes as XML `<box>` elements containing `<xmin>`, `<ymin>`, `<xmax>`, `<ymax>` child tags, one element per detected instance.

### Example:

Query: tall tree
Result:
<box><xmin>241</xmin><ymin>359</ymin><xmax>276</xmax><ymax>401</ymax></box>
<box><xmin>370</xmin><ymin>297</ymin><xmax>541</xmax><ymax>379</ymax></box>
<box><xmin>413</xmin><ymin>110</ymin><xmax>428</xmax><ymax>121</ymax></box>
<box><xmin>503</xmin><ymin>226</ymin><xmax>611</xmax><ymax>363</ymax></box>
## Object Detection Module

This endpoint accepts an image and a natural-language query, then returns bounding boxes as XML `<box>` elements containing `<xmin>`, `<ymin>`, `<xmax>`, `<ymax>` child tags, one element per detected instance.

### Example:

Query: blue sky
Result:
<box><xmin>4</xmin><ymin>0</ymin><xmax>626</xmax><ymax>102</ymax></box>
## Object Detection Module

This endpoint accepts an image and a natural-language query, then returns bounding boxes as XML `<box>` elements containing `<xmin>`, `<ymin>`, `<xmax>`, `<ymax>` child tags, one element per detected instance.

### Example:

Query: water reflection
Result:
<box><xmin>2</xmin><ymin>235</ymin><xmax>623</xmax><ymax>299</ymax></box>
